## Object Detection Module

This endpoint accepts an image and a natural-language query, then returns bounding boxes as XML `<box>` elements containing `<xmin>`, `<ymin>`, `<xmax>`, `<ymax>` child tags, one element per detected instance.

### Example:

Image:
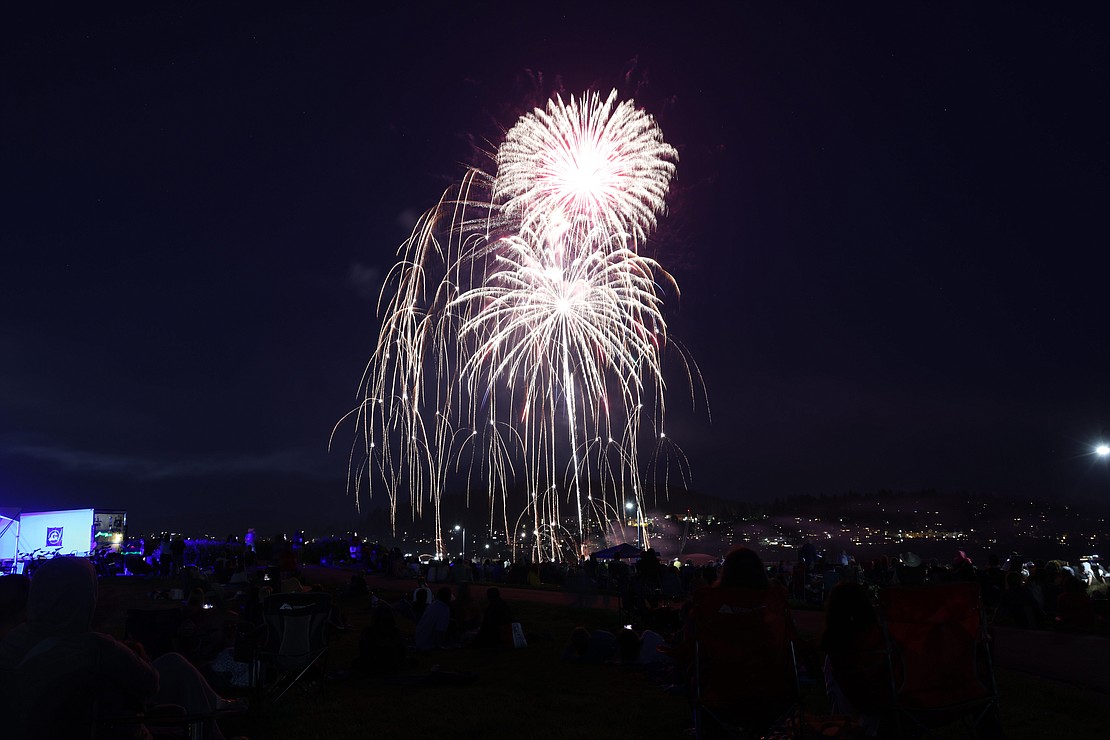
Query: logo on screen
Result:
<box><xmin>46</xmin><ymin>527</ymin><xmax>63</xmax><ymax>547</ymax></box>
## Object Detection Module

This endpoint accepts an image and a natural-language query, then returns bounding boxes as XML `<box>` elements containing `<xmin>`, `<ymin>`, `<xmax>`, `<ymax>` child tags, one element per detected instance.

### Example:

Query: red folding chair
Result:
<box><xmin>879</xmin><ymin>582</ymin><xmax>1001</xmax><ymax>738</ymax></box>
<box><xmin>691</xmin><ymin>586</ymin><xmax>801</xmax><ymax>739</ymax></box>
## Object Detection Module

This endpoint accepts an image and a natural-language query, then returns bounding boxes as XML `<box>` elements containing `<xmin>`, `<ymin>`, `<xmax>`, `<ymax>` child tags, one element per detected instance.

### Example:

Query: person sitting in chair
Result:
<box><xmin>414</xmin><ymin>586</ymin><xmax>454</xmax><ymax>650</ymax></box>
<box><xmin>0</xmin><ymin>558</ymin><xmax>239</xmax><ymax>740</ymax></box>
<box><xmin>354</xmin><ymin>602</ymin><xmax>407</xmax><ymax>672</ymax></box>
<box><xmin>821</xmin><ymin>582</ymin><xmax>891</xmax><ymax>737</ymax></box>
<box><xmin>716</xmin><ymin>545</ymin><xmax>772</xmax><ymax>590</ymax></box>
<box><xmin>666</xmin><ymin>545</ymin><xmax>784</xmax><ymax>668</ymax></box>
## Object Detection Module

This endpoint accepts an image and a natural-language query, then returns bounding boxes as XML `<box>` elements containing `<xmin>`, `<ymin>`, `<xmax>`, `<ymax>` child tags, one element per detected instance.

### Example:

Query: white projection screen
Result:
<box><xmin>17</xmin><ymin>508</ymin><xmax>95</xmax><ymax>559</ymax></box>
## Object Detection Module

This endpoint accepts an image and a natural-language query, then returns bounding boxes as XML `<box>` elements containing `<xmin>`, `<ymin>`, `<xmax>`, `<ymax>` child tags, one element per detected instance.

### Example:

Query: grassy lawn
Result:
<box><xmin>92</xmin><ymin>573</ymin><xmax>1106</xmax><ymax>740</ymax></box>
<box><xmin>243</xmin><ymin>594</ymin><xmax>691</xmax><ymax>740</ymax></box>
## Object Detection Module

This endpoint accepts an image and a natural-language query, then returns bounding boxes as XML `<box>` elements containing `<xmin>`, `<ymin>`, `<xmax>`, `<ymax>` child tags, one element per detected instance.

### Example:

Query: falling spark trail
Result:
<box><xmin>336</xmin><ymin>89</ymin><xmax>700</xmax><ymax>560</ymax></box>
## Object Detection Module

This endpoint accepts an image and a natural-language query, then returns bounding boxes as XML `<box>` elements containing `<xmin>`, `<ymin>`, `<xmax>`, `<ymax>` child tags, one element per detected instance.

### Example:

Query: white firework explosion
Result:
<box><xmin>494</xmin><ymin>90</ymin><xmax>677</xmax><ymax>251</ymax></box>
<box><xmin>336</xmin><ymin>90</ymin><xmax>698</xmax><ymax>561</ymax></box>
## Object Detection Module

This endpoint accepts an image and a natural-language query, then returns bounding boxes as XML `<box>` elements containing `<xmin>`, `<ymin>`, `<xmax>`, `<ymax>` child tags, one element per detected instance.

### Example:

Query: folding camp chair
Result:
<box><xmin>879</xmin><ymin>582</ymin><xmax>1001</xmax><ymax>739</ymax></box>
<box><xmin>103</xmin><ymin>705</ymin><xmax>244</xmax><ymax>740</ymax></box>
<box><xmin>8</xmin><ymin>638</ymin><xmax>101</xmax><ymax>740</ymax></box>
<box><xmin>691</xmin><ymin>586</ymin><xmax>802</xmax><ymax>739</ymax></box>
<box><xmin>13</xmin><ymin>635</ymin><xmax>234</xmax><ymax>740</ymax></box>
<box><xmin>253</xmin><ymin>591</ymin><xmax>332</xmax><ymax>703</ymax></box>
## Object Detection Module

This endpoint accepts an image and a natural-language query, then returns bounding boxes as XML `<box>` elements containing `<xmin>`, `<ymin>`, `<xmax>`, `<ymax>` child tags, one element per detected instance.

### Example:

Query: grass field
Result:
<box><xmin>91</xmin><ymin>570</ymin><xmax>1106</xmax><ymax>740</ymax></box>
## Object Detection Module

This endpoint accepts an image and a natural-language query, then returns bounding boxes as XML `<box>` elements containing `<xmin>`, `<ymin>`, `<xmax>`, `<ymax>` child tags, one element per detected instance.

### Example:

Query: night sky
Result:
<box><xmin>3</xmin><ymin>4</ymin><xmax>1109</xmax><ymax>536</ymax></box>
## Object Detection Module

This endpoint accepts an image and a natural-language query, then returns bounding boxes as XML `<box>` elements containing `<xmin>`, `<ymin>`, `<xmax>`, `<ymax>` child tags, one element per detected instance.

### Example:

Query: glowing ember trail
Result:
<box><xmin>335</xmin><ymin>90</ymin><xmax>702</xmax><ymax>560</ymax></box>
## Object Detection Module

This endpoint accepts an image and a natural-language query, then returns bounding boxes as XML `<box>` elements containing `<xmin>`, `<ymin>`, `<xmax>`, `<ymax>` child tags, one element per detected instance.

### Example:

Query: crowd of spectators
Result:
<box><xmin>0</xmin><ymin>557</ymin><xmax>244</xmax><ymax>740</ymax></box>
<box><xmin>786</xmin><ymin>548</ymin><xmax>1108</xmax><ymax>634</ymax></box>
<box><xmin>2</xmin><ymin>532</ymin><xmax>1105</xmax><ymax>738</ymax></box>
<box><xmin>100</xmin><ymin>532</ymin><xmax>1110</xmax><ymax>645</ymax></box>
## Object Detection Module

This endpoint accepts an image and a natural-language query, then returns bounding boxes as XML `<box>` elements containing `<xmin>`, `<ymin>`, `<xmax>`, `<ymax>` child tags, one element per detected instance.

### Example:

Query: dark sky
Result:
<box><xmin>3</xmin><ymin>3</ymin><xmax>1109</xmax><ymax>536</ymax></box>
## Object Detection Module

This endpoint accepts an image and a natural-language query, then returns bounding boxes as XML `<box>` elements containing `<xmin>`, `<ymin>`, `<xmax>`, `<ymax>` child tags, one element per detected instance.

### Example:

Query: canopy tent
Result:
<box><xmin>0</xmin><ymin>513</ymin><xmax>17</xmax><ymax>564</ymax></box>
<box><xmin>591</xmin><ymin>542</ymin><xmax>643</xmax><ymax>560</ymax></box>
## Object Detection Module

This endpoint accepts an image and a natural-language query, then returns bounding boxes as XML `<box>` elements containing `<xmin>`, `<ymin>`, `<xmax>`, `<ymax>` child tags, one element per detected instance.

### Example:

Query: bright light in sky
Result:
<box><xmin>349</xmin><ymin>89</ymin><xmax>687</xmax><ymax>562</ymax></box>
<box><xmin>1097</xmin><ymin>443</ymin><xmax>1110</xmax><ymax>456</ymax></box>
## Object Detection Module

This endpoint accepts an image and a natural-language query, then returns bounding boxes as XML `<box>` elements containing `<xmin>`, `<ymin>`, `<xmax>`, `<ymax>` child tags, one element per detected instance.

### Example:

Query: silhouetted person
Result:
<box><xmin>0</xmin><ymin>574</ymin><xmax>30</xmax><ymax>641</ymax></box>
<box><xmin>170</xmin><ymin>536</ymin><xmax>186</xmax><ymax>576</ymax></box>
<box><xmin>0</xmin><ymin>558</ymin><xmax>236</xmax><ymax>740</ymax></box>
<box><xmin>562</xmin><ymin>626</ymin><xmax>617</xmax><ymax>663</ymax></box>
<box><xmin>474</xmin><ymin>587</ymin><xmax>513</xmax><ymax>649</ymax></box>
<box><xmin>0</xmin><ymin>558</ymin><xmax>156</xmax><ymax>738</ymax></box>
<box><xmin>717</xmin><ymin>545</ymin><xmax>771</xmax><ymax>590</ymax></box>
<box><xmin>997</xmin><ymin>570</ymin><xmax>1042</xmax><ymax>629</ymax></box>
<box><xmin>354</xmin><ymin>602</ymin><xmax>407</xmax><ymax>672</ymax></box>
<box><xmin>821</xmin><ymin>582</ymin><xmax>891</xmax><ymax>737</ymax></box>
<box><xmin>414</xmin><ymin>586</ymin><xmax>453</xmax><ymax>650</ymax></box>
<box><xmin>636</xmin><ymin>548</ymin><xmax>663</xmax><ymax>585</ymax></box>
<box><xmin>895</xmin><ymin>552</ymin><xmax>926</xmax><ymax>586</ymax></box>
<box><xmin>451</xmin><ymin>582</ymin><xmax>481</xmax><ymax>631</ymax></box>
<box><xmin>979</xmin><ymin>554</ymin><xmax>1005</xmax><ymax>609</ymax></box>
<box><xmin>1056</xmin><ymin>573</ymin><xmax>1095</xmax><ymax>631</ymax></box>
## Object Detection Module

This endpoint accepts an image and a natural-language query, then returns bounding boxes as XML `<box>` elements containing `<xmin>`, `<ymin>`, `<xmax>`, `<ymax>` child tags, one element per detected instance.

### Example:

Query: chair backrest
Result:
<box><xmin>8</xmin><ymin>638</ymin><xmax>101</xmax><ymax>740</ymax></box>
<box><xmin>879</xmin><ymin>582</ymin><xmax>995</xmax><ymax>709</ymax></box>
<box><xmin>262</xmin><ymin>592</ymin><xmax>331</xmax><ymax>668</ymax></box>
<box><xmin>125</xmin><ymin>607</ymin><xmax>182</xmax><ymax>659</ymax></box>
<box><xmin>692</xmin><ymin>586</ymin><xmax>797</xmax><ymax>711</ymax></box>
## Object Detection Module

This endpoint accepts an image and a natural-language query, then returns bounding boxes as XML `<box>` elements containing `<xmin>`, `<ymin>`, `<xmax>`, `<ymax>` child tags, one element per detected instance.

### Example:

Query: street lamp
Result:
<box><xmin>626</xmin><ymin>501</ymin><xmax>642</xmax><ymax>549</ymax></box>
<box><xmin>1096</xmin><ymin>443</ymin><xmax>1110</xmax><ymax>457</ymax></box>
<box><xmin>454</xmin><ymin>524</ymin><xmax>466</xmax><ymax>560</ymax></box>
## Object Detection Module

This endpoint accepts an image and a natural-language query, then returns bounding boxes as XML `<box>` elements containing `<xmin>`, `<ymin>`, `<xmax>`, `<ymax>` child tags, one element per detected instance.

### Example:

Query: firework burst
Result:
<box><xmin>337</xmin><ymin>89</ymin><xmax>698</xmax><ymax>560</ymax></box>
<box><xmin>494</xmin><ymin>90</ymin><xmax>677</xmax><ymax>251</ymax></box>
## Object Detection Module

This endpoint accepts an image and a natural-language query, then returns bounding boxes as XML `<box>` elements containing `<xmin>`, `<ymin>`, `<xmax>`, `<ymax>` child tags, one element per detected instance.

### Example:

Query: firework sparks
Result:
<box><xmin>337</xmin><ymin>89</ymin><xmax>697</xmax><ymax>560</ymax></box>
<box><xmin>494</xmin><ymin>90</ymin><xmax>677</xmax><ymax>251</ymax></box>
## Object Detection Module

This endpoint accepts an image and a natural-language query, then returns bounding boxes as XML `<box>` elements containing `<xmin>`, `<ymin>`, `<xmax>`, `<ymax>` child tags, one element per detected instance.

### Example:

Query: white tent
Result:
<box><xmin>0</xmin><ymin>513</ymin><xmax>17</xmax><ymax>564</ymax></box>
